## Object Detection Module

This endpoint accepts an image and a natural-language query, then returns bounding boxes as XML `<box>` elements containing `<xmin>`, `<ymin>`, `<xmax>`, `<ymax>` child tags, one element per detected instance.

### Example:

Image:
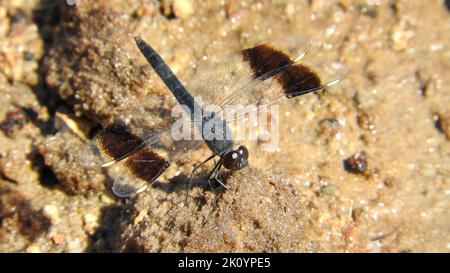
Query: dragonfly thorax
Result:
<box><xmin>201</xmin><ymin>111</ymin><xmax>234</xmax><ymax>155</ymax></box>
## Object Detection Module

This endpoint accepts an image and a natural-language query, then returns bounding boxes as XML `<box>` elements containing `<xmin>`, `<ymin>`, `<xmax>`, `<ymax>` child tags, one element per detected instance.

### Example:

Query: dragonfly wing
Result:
<box><xmin>221</xmin><ymin>59</ymin><xmax>348</xmax><ymax>123</ymax></box>
<box><xmin>185</xmin><ymin>38</ymin><xmax>346</xmax><ymax>124</ymax></box>
<box><xmin>75</xmin><ymin>105</ymin><xmax>204</xmax><ymax>197</ymax></box>
<box><xmin>109</xmin><ymin>144</ymin><xmax>170</xmax><ymax>198</ymax></box>
<box><xmin>184</xmin><ymin>37</ymin><xmax>311</xmax><ymax>111</ymax></box>
<box><xmin>191</xmin><ymin>41</ymin><xmax>346</xmax><ymax>124</ymax></box>
<box><xmin>109</xmin><ymin>126</ymin><xmax>204</xmax><ymax>198</ymax></box>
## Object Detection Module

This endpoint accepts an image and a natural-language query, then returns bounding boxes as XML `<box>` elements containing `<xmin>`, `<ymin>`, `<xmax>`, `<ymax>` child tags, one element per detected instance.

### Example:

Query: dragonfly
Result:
<box><xmin>77</xmin><ymin>36</ymin><xmax>346</xmax><ymax>199</ymax></box>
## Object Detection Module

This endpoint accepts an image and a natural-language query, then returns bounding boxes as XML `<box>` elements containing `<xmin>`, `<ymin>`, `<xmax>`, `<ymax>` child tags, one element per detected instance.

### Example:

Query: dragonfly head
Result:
<box><xmin>222</xmin><ymin>145</ymin><xmax>249</xmax><ymax>170</ymax></box>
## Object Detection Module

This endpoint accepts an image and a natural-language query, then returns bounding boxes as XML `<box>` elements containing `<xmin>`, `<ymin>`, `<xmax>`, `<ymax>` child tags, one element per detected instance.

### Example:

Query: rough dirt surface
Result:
<box><xmin>0</xmin><ymin>0</ymin><xmax>449</xmax><ymax>252</ymax></box>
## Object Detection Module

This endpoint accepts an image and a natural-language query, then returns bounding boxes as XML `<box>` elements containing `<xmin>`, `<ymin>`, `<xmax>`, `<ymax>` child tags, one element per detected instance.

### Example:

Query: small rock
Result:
<box><xmin>100</xmin><ymin>193</ymin><xmax>115</xmax><ymax>205</ymax></box>
<box><xmin>160</xmin><ymin>0</ymin><xmax>174</xmax><ymax>18</ymax></box>
<box><xmin>173</xmin><ymin>0</ymin><xmax>195</xmax><ymax>19</ymax></box>
<box><xmin>284</xmin><ymin>3</ymin><xmax>296</xmax><ymax>17</ymax></box>
<box><xmin>52</xmin><ymin>233</ymin><xmax>65</xmax><ymax>245</ymax></box>
<box><xmin>343</xmin><ymin>224</ymin><xmax>357</xmax><ymax>242</ymax></box>
<box><xmin>344</xmin><ymin>151</ymin><xmax>368</xmax><ymax>174</ymax></box>
<box><xmin>0</xmin><ymin>108</ymin><xmax>27</xmax><ymax>138</ymax></box>
<box><xmin>357</xmin><ymin>112</ymin><xmax>376</xmax><ymax>132</ymax></box>
<box><xmin>83</xmin><ymin>213</ymin><xmax>98</xmax><ymax>235</ymax></box>
<box><xmin>383</xmin><ymin>177</ymin><xmax>396</xmax><ymax>188</ymax></box>
<box><xmin>351</xmin><ymin>207</ymin><xmax>365</xmax><ymax>222</ymax></box>
<box><xmin>133</xmin><ymin>209</ymin><xmax>148</xmax><ymax>226</ymax></box>
<box><xmin>54</xmin><ymin>107</ymin><xmax>92</xmax><ymax>141</ymax></box>
<box><xmin>42</xmin><ymin>204</ymin><xmax>60</xmax><ymax>225</ymax></box>
<box><xmin>391</xmin><ymin>19</ymin><xmax>415</xmax><ymax>51</ymax></box>
<box><xmin>363</xmin><ymin>167</ymin><xmax>381</xmax><ymax>182</ymax></box>
<box><xmin>317</xmin><ymin>118</ymin><xmax>341</xmax><ymax>140</ymax></box>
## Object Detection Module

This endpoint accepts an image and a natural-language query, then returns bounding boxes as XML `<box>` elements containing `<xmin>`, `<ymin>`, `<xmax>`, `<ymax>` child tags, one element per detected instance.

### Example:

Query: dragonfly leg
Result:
<box><xmin>205</xmin><ymin>157</ymin><xmax>228</xmax><ymax>204</ymax></box>
<box><xmin>184</xmin><ymin>153</ymin><xmax>216</xmax><ymax>206</ymax></box>
<box><xmin>208</xmin><ymin>160</ymin><xmax>228</xmax><ymax>190</ymax></box>
<box><xmin>205</xmin><ymin>158</ymin><xmax>233</xmax><ymax>209</ymax></box>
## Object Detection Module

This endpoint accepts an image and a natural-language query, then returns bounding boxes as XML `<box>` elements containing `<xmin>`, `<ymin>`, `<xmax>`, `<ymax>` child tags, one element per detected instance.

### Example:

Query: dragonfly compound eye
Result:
<box><xmin>222</xmin><ymin>146</ymin><xmax>249</xmax><ymax>170</ymax></box>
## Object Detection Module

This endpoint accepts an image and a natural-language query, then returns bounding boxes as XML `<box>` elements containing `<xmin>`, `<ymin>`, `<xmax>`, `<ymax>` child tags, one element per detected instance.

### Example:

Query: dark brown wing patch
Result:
<box><xmin>242</xmin><ymin>43</ymin><xmax>322</xmax><ymax>98</ymax></box>
<box><xmin>242</xmin><ymin>44</ymin><xmax>292</xmax><ymax>79</ymax></box>
<box><xmin>97</xmin><ymin>123</ymin><xmax>170</xmax><ymax>182</ymax></box>
<box><xmin>97</xmin><ymin>124</ymin><xmax>144</xmax><ymax>160</ymax></box>
<box><xmin>277</xmin><ymin>63</ymin><xmax>322</xmax><ymax>98</ymax></box>
<box><xmin>125</xmin><ymin>149</ymin><xmax>170</xmax><ymax>182</ymax></box>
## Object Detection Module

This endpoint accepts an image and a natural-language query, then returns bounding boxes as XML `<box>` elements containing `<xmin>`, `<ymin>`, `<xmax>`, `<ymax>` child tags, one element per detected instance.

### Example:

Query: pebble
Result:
<box><xmin>42</xmin><ymin>204</ymin><xmax>60</xmax><ymax>225</ymax></box>
<box><xmin>52</xmin><ymin>233</ymin><xmax>65</xmax><ymax>245</ymax></box>
<box><xmin>83</xmin><ymin>213</ymin><xmax>98</xmax><ymax>235</ymax></box>
<box><xmin>173</xmin><ymin>0</ymin><xmax>195</xmax><ymax>19</ymax></box>
<box><xmin>357</xmin><ymin>112</ymin><xmax>376</xmax><ymax>132</ymax></box>
<box><xmin>391</xmin><ymin>19</ymin><xmax>415</xmax><ymax>51</ymax></box>
<box><xmin>345</xmin><ymin>151</ymin><xmax>369</xmax><ymax>174</ymax></box>
<box><xmin>0</xmin><ymin>108</ymin><xmax>27</xmax><ymax>138</ymax></box>
<box><xmin>284</xmin><ymin>3</ymin><xmax>296</xmax><ymax>17</ymax></box>
<box><xmin>383</xmin><ymin>177</ymin><xmax>396</xmax><ymax>188</ymax></box>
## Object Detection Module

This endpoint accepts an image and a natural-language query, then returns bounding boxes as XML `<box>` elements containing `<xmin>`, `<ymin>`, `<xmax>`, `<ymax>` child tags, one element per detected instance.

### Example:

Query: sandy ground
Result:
<box><xmin>0</xmin><ymin>0</ymin><xmax>449</xmax><ymax>252</ymax></box>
